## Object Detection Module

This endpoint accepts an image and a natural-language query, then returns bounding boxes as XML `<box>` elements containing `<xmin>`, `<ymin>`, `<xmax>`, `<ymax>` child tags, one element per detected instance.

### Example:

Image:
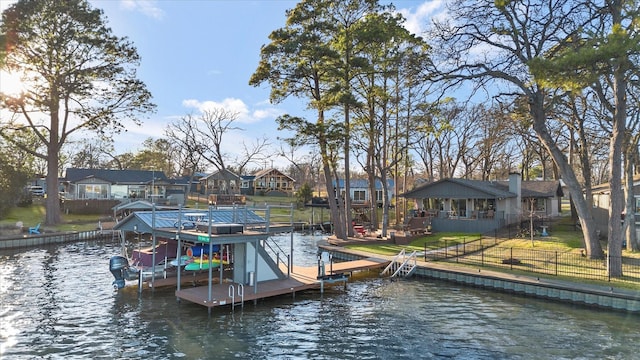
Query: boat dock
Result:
<box><xmin>174</xmin><ymin>257</ymin><xmax>389</xmax><ymax>309</ymax></box>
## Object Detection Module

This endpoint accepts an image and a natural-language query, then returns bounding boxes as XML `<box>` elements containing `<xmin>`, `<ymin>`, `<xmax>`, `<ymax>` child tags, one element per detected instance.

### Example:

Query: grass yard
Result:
<box><xmin>0</xmin><ymin>203</ymin><xmax>105</xmax><ymax>233</ymax></box>
<box><xmin>344</xmin><ymin>215</ymin><xmax>640</xmax><ymax>290</ymax></box>
<box><xmin>345</xmin><ymin>232</ymin><xmax>483</xmax><ymax>256</ymax></box>
<box><xmin>0</xmin><ymin>195</ymin><xmax>333</xmax><ymax>233</ymax></box>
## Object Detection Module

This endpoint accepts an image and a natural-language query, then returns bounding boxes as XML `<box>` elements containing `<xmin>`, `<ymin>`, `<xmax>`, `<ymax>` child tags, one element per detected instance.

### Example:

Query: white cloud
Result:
<box><xmin>397</xmin><ymin>0</ymin><xmax>445</xmax><ymax>36</ymax></box>
<box><xmin>253</xmin><ymin>108</ymin><xmax>282</xmax><ymax>120</ymax></box>
<box><xmin>182</xmin><ymin>97</ymin><xmax>278</xmax><ymax>124</ymax></box>
<box><xmin>119</xmin><ymin>0</ymin><xmax>164</xmax><ymax>20</ymax></box>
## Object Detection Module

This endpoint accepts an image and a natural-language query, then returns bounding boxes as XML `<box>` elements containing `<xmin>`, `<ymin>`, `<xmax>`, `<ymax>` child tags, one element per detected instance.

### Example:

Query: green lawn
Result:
<box><xmin>346</xmin><ymin>232</ymin><xmax>483</xmax><ymax>256</ymax></box>
<box><xmin>345</xmin><ymin>216</ymin><xmax>640</xmax><ymax>290</ymax></box>
<box><xmin>0</xmin><ymin>203</ymin><xmax>105</xmax><ymax>232</ymax></box>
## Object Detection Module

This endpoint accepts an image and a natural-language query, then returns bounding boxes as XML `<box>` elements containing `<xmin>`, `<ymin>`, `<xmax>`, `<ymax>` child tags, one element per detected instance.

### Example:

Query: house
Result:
<box><xmin>199</xmin><ymin>169</ymin><xmax>241</xmax><ymax>195</ymax></box>
<box><xmin>333</xmin><ymin>178</ymin><xmax>395</xmax><ymax>207</ymax></box>
<box><xmin>248</xmin><ymin>168</ymin><xmax>295</xmax><ymax>196</ymax></box>
<box><xmin>174</xmin><ymin>172</ymin><xmax>207</xmax><ymax>194</ymax></box>
<box><xmin>400</xmin><ymin>173</ymin><xmax>563</xmax><ymax>233</ymax></box>
<box><xmin>591</xmin><ymin>175</ymin><xmax>640</xmax><ymax>238</ymax></box>
<box><xmin>63</xmin><ymin>168</ymin><xmax>189</xmax><ymax>205</ymax></box>
<box><xmin>240</xmin><ymin>175</ymin><xmax>255</xmax><ymax>196</ymax></box>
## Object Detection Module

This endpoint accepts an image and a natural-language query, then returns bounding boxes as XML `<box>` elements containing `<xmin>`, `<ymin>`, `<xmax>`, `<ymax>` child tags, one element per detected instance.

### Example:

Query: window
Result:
<box><xmin>525</xmin><ymin>198</ymin><xmax>546</xmax><ymax>212</ymax></box>
<box><xmin>353</xmin><ymin>190</ymin><xmax>366</xmax><ymax>202</ymax></box>
<box><xmin>375</xmin><ymin>190</ymin><xmax>383</xmax><ymax>202</ymax></box>
<box><xmin>128</xmin><ymin>185</ymin><xmax>146</xmax><ymax>199</ymax></box>
<box><xmin>79</xmin><ymin>184</ymin><xmax>108</xmax><ymax>199</ymax></box>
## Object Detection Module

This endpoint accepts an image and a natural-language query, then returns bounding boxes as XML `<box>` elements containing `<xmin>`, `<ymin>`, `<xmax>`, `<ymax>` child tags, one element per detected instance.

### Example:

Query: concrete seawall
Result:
<box><xmin>0</xmin><ymin>230</ymin><xmax>114</xmax><ymax>250</ymax></box>
<box><xmin>321</xmin><ymin>244</ymin><xmax>640</xmax><ymax>314</ymax></box>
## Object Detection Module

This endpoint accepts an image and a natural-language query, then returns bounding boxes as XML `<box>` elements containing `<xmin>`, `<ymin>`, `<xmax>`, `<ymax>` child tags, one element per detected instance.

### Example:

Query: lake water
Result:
<box><xmin>0</xmin><ymin>233</ymin><xmax>638</xmax><ymax>359</ymax></box>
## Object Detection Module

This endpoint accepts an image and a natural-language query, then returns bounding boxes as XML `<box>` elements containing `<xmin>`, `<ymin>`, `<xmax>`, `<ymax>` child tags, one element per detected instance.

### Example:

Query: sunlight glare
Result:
<box><xmin>0</xmin><ymin>70</ymin><xmax>29</xmax><ymax>97</ymax></box>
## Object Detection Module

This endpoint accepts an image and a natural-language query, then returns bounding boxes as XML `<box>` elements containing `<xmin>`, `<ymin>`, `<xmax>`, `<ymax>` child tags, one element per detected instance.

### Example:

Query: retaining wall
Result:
<box><xmin>0</xmin><ymin>230</ymin><xmax>114</xmax><ymax>250</ymax></box>
<box><xmin>322</xmin><ymin>245</ymin><xmax>640</xmax><ymax>314</ymax></box>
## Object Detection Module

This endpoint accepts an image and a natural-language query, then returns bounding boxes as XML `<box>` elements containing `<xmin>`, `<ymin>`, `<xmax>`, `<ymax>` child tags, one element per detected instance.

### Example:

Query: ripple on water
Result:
<box><xmin>1</xmin><ymin>236</ymin><xmax>639</xmax><ymax>359</ymax></box>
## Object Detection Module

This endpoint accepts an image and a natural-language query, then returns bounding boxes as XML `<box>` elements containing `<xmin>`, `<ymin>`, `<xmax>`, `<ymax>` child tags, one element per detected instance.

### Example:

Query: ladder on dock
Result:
<box><xmin>381</xmin><ymin>249</ymin><xmax>417</xmax><ymax>278</ymax></box>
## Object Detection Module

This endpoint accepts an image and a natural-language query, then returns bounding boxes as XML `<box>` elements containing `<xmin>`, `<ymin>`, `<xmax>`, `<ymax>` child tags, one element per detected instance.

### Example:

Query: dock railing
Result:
<box><xmin>262</xmin><ymin>238</ymin><xmax>291</xmax><ymax>277</ymax></box>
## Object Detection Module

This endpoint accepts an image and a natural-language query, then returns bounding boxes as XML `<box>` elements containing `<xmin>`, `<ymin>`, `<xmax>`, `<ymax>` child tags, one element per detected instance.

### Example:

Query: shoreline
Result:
<box><xmin>319</xmin><ymin>239</ymin><xmax>640</xmax><ymax>314</ymax></box>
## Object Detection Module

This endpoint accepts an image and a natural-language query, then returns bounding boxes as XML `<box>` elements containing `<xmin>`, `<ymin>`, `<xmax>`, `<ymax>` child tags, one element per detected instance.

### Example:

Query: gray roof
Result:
<box><xmin>401</xmin><ymin>178</ymin><xmax>562</xmax><ymax>199</ymax></box>
<box><xmin>401</xmin><ymin>178</ymin><xmax>515</xmax><ymax>199</ymax></box>
<box><xmin>65</xmin><ymin>168</ymin><xmax>170</xmax><ymax>184</ymax></box>
<box><xmin>113</xmin><ymin>208</ymin><xmax>267</xmax><ymax>233</ymax></box>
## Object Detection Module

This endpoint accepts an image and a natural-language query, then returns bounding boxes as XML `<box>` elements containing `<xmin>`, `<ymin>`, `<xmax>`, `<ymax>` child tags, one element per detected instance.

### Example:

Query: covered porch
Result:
<box><xmin>401</xmin><ymin>178</ymin><xmax>518</xmax><ymax>234</ymax></box>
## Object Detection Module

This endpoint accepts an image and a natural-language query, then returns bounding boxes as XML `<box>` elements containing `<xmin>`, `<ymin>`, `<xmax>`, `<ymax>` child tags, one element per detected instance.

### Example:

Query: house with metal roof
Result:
<box><xmin>400</xmin><ymin>173</ymin><xmax>563</xmax><ymax>233</ymax></box>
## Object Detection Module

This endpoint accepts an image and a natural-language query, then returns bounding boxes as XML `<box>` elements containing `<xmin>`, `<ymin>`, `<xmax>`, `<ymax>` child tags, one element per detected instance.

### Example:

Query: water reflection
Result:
<box><xmin>0</xmin><ymin>233</ymin><xmax>638</xmax><ymax>359</ymax></box>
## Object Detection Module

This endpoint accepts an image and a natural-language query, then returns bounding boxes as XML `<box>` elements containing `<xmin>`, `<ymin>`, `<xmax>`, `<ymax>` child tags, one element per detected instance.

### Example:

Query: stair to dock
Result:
<box><xmin>380</xmin><ymin>249</ymin><xmax>417</xmax><ymax>279</ymax></box>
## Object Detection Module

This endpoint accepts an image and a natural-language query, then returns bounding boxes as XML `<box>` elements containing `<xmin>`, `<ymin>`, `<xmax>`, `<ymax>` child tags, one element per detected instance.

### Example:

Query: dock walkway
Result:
<box><xmin>174</xmin><ymin>257</ymin><xmax>389</xmax><ymax>309</ymax></box>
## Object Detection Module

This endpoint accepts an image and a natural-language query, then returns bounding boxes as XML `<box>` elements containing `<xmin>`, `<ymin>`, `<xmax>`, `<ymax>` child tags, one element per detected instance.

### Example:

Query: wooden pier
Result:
<box><xmin>174</xmin><ymin>257</ymin><xmax>389</xmax><ymax>309</ymax></box>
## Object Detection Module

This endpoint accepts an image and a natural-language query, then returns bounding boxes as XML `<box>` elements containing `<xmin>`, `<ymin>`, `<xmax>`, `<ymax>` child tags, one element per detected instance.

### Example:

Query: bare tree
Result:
<box><xmin>167</xmin><ymin>108</ymin><xmax>268</xmax><ymax>195</ymax></box>
<box><xmin>165</xmin><ymin>113</ymin><xmax>207</xmax><ymax>196</ymax></box>
<box><xmin>429</xmin><ymin>0</ymin><xmax>604</xmax><ymax>258</ymax></box>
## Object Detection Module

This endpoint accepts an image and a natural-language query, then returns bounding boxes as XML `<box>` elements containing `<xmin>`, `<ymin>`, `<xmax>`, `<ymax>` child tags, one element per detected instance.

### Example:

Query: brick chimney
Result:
<box><xmin>509</xmin><ymin>172</ymin><xmax>522</xmax><ymax>215</ymax></box>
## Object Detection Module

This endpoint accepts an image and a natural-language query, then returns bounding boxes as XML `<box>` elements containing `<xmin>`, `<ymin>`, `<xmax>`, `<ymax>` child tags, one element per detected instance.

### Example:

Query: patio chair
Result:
<box><xmin>29</xmin><ymin>223</ymin><xmax>41</xmax><ymax>234</ymax></box>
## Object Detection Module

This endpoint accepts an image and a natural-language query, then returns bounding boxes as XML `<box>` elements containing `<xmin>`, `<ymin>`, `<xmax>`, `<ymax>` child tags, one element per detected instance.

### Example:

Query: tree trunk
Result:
<box><xmin>45</xmin><ymin>100</ymin><xmax>61</xmax><ymax>225</ymax></box>
<box><xmin>623</xmin><ymin>151</ymin><xmax>639</xmax><ymax>251</ymax></box>
<box><xmin>607</xmin><ymin>49</ymin><xmax>626</xmax><ymax>277</ymax></box>
<box><xmin>529</xmin><ymin>94</ymin><xmax>603</xmax><ymax>258</ymax></box>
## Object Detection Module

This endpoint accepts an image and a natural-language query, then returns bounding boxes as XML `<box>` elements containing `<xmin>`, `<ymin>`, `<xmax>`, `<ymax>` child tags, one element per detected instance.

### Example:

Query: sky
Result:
<box><xmin>0</xmin><ymin>0</ymin><xmax>444</xmax><ymax>170</ymax></box>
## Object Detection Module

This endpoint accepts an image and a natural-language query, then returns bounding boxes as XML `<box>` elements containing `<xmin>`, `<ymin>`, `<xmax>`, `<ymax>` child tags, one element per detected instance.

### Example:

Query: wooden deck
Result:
<box><xmin>174</xmin><ymin>257</ymin><xmax>389</xmax><ymax>309</ymax></box>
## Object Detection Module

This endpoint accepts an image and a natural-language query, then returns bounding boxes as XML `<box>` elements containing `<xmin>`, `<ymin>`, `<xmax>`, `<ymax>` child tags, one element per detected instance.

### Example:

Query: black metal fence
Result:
<box><xmin>424</xmin><ymin>241</ymin><xmax>640</xmax><ymax>283</ymax></box>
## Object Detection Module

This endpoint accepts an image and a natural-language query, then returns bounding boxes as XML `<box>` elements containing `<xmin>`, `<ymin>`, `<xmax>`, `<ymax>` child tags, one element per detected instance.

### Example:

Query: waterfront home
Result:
<box><xmin>199</xmin><ymin>169</ymin><xmax>242</xmax><ymax>195</ymax></box>
<box><xmin>400</xmin><ymin>173</ymin><xmax>563</xmax><ymax>233</ymax></box>
<box><xmin>333</xmin><ymin>178</ymin><xmax>396</xmax><ymax>207</ymax></box>
<box><xmin>591</xmin><ymin>174</ymin><xmax>640</xmax><ymax>238</ymax></box>
<box><xmin>63</xmin><ymin>168</ymin><xmax>188</xmax><ymax>204</ymax></box>
<box><xmin>241</xmin><ymin>168</ymin><xmax>295</xmax><ymax>196</ymax></box>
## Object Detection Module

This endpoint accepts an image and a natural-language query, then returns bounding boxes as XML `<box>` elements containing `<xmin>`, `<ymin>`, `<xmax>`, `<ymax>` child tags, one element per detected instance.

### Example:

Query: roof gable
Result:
<box><xmin>253</xmin><ymin>168</ymin><xmax>295</xmax><ymax>182</ymax></box>
<box><xmin>202</xmin><ymin>168</ymin><xmax>241</xmax><ymax>181</ymax></box>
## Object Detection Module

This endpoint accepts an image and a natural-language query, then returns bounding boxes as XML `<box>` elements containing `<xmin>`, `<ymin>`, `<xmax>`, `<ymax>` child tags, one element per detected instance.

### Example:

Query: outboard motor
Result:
<box><xmin>109</xmin><ymin>256</ymin><xmax>130</xmax><ymax>290</ymax></box>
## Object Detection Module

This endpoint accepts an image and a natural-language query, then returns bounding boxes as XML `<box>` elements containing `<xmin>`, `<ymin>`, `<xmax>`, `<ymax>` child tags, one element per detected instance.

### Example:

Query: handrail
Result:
<box><xmin>229</xmin><ymin>283</ymin><xmax>245</xmax><ymax>311</ymax></box>
<box><xmin>237</xmin><ymin>283</ymin><xmax>244</xmax><ymax>309</ymax></box>
<box><xmin>262</xmin><ymin>238</ymin><xmax>290</xmax><ymax>274</ymax></box>
<box><xmin>391</xmin><ymin>251</ymin><xmax>418</xmax><ymax>278</ymax></box>
<box><xmin>381</xmin><ymin>249</ymin><xmax>417</xmax><ymax>278</ymax></box>
<box><xmin>228</xmin><ymin>284</ymin><xmax>235</xmax><ymax>309</ymax></box>
<box><xmin>381</xmin><ymin>248</ymin><xmax>407</xmax><ymax>276</ymax></box>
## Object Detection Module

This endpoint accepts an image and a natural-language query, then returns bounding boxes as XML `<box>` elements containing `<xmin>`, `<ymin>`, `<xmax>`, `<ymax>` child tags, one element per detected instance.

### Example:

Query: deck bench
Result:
<box><xmin>403</xmin><ymin>217</ymin><xmax>430</xmax><ymax>235</ymax></box>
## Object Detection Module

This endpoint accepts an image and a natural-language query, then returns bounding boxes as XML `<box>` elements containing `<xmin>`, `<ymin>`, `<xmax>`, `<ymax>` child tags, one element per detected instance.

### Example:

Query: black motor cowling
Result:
<box><xmin>109</xmin><ymin>256</ymin><xmax>129</xmax><ymax>290</ymax></box>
